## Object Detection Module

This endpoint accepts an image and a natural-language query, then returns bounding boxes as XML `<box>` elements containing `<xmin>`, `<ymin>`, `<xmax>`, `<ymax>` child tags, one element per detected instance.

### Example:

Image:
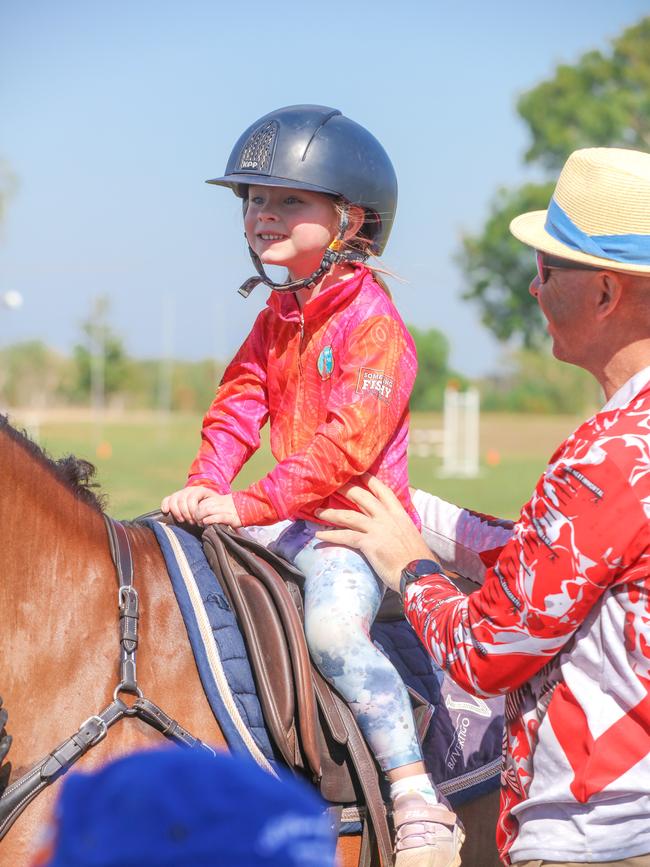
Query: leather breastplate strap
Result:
<box><xmin>106</xmin><ymin>515</ymin><xmax>138</xmax><ymax>694</ymax></box>
<box><xmin>0</xmin><ymin>516</ymin><xmax>214</xmax><ymax>841</ymax></box>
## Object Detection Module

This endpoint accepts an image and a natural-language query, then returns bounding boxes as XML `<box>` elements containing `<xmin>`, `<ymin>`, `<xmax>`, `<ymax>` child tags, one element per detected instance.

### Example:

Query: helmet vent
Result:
<box><xmin>237</xmin><ymin>120</ymin><xmax>278</xmax><ymax>173</ymax></box>
<box><xmin>301</xmin><ymin>109</ymin><xmax>341</xmax><ymax>162</ymax></box>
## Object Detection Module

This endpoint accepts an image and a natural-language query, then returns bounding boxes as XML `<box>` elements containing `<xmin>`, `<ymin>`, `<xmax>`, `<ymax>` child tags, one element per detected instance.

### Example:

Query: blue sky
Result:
<box><xmin>2</xmin><ymin>0</ymin><xmax>649</xmax><ymax>376</ymax></box>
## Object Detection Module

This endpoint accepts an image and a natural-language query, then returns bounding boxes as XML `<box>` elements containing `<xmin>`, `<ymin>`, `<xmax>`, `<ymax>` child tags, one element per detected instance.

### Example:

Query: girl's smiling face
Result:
<box><xmin>244</xmin><ymin>185</ymin><xmax>338</xmax><ymax>279</ymax></box>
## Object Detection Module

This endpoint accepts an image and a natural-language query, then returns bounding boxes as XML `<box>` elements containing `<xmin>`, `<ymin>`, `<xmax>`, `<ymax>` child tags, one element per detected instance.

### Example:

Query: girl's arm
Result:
<box><xmin>232</xmin><ymin>314</ymin><xmax>416</xmax><ymax>525</ymax></box>
<box><xmin>186</xmin><ymin>311</ymin><xmax>270</xmax><ymax>495</ymax></box>
<box><xmin>162</xmin><ymin>317</ymin><xmax>269</xmax><ymax>525</ymax></box>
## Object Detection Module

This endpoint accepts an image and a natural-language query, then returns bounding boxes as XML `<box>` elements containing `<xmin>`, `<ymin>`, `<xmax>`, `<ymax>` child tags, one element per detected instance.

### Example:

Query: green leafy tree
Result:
<box><xmin>460</xmin><ymin>17</ymin><xmax>650</xmax><ymax>347</ymax></box>
<box><xmin>460</xmin><ymin>181</ymin><xmax>555</xmax><ymax>348</ymax></box>
<box><xmin>408</xmin><ymin>325</ymin><xmax>464</xmax><ymax>411</ymax></box>
<box><xmin>480</xmin><ymin>349</ymin><xmax>602</xmax><ymax>414</ymax></box>
<box><xmin>518</xmin><ymin>18</ymin><xmax>650</xmax><ymax>170</ymax></box>
<box><xmin>112</xmin><ymin>357</ymin><xmax>225</xmax><ymax>411</ymax></box>
<box><xmin>67</xmin><ymin>297</ymin><xmax>132</xmax><ymax>404</ymax></box>
<box><xmin>170</xmin><ymin>359</ymin><xmax>226</xmax><ymax>412</ymax></box>
<box><xmin>0</xmin><ymin>341</ymin><xmax>69</xmax><ymax>407</ymax></box>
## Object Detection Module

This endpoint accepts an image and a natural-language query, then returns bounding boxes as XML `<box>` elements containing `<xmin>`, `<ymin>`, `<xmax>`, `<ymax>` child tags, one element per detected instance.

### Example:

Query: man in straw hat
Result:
<box><xmin>315</xmin><ymin>147</ymin><xmax>650</xmax><ymax>866</ymax></box>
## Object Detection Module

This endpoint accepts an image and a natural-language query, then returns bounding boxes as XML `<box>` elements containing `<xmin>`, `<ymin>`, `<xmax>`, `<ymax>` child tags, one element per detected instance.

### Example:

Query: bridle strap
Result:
<box><xmin>0</xmin><ymin>516</ymin><xmax>214</xmax><ymax>840</ymax></box>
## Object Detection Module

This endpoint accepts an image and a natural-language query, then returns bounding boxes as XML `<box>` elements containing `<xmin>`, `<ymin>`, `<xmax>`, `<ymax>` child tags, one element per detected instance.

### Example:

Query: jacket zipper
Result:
<box><xmin>293</xmin><ymin>311</ymin><xmax>305</xmax><ymax>453</ymax></box>
<box><xmin>298</xmin><ymin>312</ymin><xmax>305</xmax><ymax>373</ymax></box>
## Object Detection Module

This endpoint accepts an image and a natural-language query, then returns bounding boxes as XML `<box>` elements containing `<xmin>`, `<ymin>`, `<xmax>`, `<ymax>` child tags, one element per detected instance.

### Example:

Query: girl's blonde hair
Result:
<box><xmin>334</xmin><ymin>200</ymin><xmax>395</xmax><ymax>298</ymax></box>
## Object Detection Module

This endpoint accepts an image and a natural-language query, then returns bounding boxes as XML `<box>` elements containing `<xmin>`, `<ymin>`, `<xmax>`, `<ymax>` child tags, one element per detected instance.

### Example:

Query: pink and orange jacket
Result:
<box><xmin>187</xmin><ymin>265</ymin><xmax>419</xmax><ymax>528</ymax></box>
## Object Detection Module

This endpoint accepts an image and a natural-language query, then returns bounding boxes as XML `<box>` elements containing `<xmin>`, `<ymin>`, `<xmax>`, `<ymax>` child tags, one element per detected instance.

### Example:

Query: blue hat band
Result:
<box><xmin>545</xmin><ymin>198</ymin><xmax>650</xmax><ymax>266</ymax></box>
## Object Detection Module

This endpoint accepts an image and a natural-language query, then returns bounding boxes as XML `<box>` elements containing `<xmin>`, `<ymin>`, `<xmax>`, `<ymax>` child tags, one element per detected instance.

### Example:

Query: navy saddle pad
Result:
<box><xmin>148</xmin><ymin>521</ymin><xmax>503</xmax><ymax>806</ymax></box>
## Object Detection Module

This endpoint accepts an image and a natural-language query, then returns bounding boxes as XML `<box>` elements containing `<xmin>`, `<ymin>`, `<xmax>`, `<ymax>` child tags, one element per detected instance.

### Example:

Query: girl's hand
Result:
<box><xmin>161</xmin><ymin>485</ymin><xmax>216</xmax><ymax>525</ymax></box>
<box><xmin>194</xmin><ymin>493</ymin><xmax>242</xmax><ymax>529</ymax></box>
<box><xmin>315</xmin><ymin>475</ymin><xmax>432</xmax><ymax>591</ymax></box>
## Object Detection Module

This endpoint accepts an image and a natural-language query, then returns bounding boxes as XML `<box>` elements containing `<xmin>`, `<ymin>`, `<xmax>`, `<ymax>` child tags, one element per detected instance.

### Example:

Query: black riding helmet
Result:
<box><xmin>207</xmin><ymin>104</ymin><xmax>398</xmax><ymax>296</ymax></box>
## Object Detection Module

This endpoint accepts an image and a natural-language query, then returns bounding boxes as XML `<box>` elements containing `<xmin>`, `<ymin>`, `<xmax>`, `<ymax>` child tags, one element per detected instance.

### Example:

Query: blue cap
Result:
<box><xmin>43</xmin><ymin>749</ymin><xmax>336</xmax><ymax>867</ymax></box>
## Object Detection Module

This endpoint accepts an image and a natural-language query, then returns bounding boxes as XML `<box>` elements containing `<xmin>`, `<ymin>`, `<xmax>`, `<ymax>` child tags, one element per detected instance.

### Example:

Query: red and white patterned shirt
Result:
<box><xmin>408</xmin><ymin>368</ymin><xmax>650</xmax><ymax>864</ymax></box>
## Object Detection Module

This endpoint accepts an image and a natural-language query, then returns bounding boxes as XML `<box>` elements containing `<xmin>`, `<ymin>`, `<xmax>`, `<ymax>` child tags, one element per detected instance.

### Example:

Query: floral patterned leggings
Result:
<box><xmin>242</xmin><ymin>519</ymin><xmax>423</xmax><ymax>772</ymax></box>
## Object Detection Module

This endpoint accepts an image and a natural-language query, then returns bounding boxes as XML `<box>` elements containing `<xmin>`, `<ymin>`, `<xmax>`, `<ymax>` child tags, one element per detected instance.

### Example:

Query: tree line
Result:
<box><xmin>0</xmin><ymin>313</ymin><xmax>459</xmax><ymax>413</ymax></box>
<box><xmin>0</xmin><ymin>337</ymin><xmax>225</xmax><ymax>414</ymax></box>
<box><xmin>0</xmin><ymin>320</ymin><xmax>598</xmax><ymax>416</ymax></box>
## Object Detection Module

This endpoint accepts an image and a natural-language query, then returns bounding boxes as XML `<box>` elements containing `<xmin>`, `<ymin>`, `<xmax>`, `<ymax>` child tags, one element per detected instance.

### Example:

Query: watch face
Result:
<box><xmin>405</xmin><ymin>559</ymin><xmax>443</xmax><ymax>579</ymax></box>
<box><xmin>400</xmin><ymin>558</ymin><xmax>444</xmax><ymax>600</ymax></box>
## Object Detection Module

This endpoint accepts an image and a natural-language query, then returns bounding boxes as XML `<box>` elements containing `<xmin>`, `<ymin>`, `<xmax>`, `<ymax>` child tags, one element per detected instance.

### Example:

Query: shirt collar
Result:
<box><xmin>601</xmin><ymin>365</ymin><xmax>650</xmax><ymax>412</ymax></box>
<box><xmin>267</xmin><ymin>264</ymin><xmax>367</xmax><ymax>322</ymax></box>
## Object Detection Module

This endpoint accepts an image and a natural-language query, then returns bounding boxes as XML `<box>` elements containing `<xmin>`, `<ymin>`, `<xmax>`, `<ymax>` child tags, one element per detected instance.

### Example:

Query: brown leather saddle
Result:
<box><xmin>202</xmin><ymin>524</ymin><xmax>434</xmax><ymax>867</ymax></box>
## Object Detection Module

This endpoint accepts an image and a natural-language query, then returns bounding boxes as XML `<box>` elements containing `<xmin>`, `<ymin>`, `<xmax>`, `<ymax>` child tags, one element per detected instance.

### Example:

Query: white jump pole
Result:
<box><xmin>463</xmin><ymin>388</ymin><xmax>480</xmax><ymax>476</ymax></box>
<box><xmin>440</xmin><ymin>386</ymin><xmax>480</xmax><ymax>477</ymax></box>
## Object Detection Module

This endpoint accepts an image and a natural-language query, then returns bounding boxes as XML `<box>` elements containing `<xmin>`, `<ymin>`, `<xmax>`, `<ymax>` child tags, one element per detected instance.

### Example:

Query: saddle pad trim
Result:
<box><xmin>437</xmin><ymin>756</ymin><xmax>502</xmax><ymax>799</ymax></box>
<box><xmin>157</xmin><ymin>523</ymin><xmax>277</xmax><ymax>777</ymax></box>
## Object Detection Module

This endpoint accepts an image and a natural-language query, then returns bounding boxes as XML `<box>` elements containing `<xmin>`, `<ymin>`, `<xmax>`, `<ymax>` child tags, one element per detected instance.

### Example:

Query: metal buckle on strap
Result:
<box><xmin>119</xmin><ymin>585</ymin><xmax>139</xmax><ymax>656</ymax></box>
<box><xmin>40</xmin><ymin>716</ymin><xmax>109</xmax><ymax>781</ymax></box>
<box><xmin>118</xmin><ymin>585</ymin><xmax>139</xmax><ymax>615</ymax></box>
<box><xmin>79</xmin><ymin>715</ymin><xmax>108</xmax><ymax>748</ymax></box>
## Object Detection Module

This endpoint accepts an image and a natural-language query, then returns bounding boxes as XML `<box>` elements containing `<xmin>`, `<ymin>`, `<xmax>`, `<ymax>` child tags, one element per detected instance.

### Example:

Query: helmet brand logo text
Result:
<box><xmin>238</xmin><ymin>120</ymin><xmax>278</xmax><ymax>174</ymax></box>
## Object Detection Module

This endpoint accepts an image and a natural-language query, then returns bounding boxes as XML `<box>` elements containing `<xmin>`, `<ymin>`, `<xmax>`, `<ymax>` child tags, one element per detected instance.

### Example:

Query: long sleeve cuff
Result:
<box><xmin>233</xmin><ymin>482</ymin><xmax>281</xmax><ymax>526</ymax></box>
<box><xmin>186</xmin><ymin>477</ymin><xmax>231</xmax><ymax>495</ymax></box>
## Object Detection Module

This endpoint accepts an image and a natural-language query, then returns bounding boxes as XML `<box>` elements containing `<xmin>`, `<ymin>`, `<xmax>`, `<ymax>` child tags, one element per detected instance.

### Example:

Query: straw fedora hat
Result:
<box><xmin>510</xmin><ymin>147</ymin><xmax>650</xmax><ymax>274</ymax></box>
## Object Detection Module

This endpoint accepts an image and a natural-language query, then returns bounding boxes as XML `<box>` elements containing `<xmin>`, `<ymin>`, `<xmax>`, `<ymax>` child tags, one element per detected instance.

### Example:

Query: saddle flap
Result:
<box><xmin>202</xmin><ymin>525</ymin><xmax>395</xmax><ymax>866</ymax></box>
<box><xmin>203</xmin><ymin>525</ymin><xmax>322</xmax><ymax>779</ymax></box>
<box><xmin>238</xmin><ymin>573</ymin><xmax>296</xmax><ymax>748</ymax></box>
<box><xmin>221</xmin><ymin>526</ymin><xmax>304</xmax><ymax>580</ymax></box>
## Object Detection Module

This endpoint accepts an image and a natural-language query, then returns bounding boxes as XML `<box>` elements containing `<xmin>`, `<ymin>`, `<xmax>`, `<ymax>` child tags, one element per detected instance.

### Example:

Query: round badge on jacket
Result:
<box><xmin>317</xmin><ymin>346</ymin><xmax>334</xmax><ymax>380</ymax></box>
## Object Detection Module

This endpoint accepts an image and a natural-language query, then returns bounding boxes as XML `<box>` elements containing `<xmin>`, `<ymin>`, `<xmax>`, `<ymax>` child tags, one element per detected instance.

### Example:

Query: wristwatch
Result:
<box><xmin>400</xmin><ymin>558</ymin><xmax>444</xmax><ymax>601</ymax></box>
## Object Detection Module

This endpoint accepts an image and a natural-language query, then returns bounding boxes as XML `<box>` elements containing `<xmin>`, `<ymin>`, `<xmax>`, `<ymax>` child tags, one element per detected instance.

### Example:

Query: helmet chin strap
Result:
<box><xmin>236</xmin><ymin>206</ymin><xmax>366</xmax><ymax>298</ymax></box>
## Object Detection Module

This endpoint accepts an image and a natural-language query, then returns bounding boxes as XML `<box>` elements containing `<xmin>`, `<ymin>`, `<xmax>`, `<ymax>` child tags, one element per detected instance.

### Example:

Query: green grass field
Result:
<box><xmin>10</xmin><ymin>410</ymin><xmax>584</xmax><ymax>521</ymax></box>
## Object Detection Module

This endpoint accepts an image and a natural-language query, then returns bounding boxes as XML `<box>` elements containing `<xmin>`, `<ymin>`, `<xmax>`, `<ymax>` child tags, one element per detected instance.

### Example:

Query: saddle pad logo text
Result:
<box><xmin>356</xmin><ymin>368</ymin><xmax>394</xmax><ymax>403</ymax></box>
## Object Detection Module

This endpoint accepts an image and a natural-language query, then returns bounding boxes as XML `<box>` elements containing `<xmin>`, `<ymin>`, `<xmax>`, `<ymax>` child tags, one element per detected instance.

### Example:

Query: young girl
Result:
<box><xmin>162</xmin><ymin>104</ymin><xmax>463</xmax><ymax>867</ymax></box>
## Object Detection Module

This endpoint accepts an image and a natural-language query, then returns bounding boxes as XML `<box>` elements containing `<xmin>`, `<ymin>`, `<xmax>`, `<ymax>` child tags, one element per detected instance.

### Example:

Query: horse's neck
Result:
<box><xmin>0</xmin><ymin>431</ymin><xmax>111</xmax><ymax>628</ymax></box>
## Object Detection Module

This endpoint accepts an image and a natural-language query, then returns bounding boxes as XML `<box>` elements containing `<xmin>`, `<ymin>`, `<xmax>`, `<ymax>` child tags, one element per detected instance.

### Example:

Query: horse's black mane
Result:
<box><xmin>0</xmin><ymin>414</ymin><xmax>105</xmax><ymax>511</ymax></box>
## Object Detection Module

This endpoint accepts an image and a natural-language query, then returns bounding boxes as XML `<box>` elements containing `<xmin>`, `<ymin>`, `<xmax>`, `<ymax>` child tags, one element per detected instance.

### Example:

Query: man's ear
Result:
<box><xmin>344</xmin><ymin>206</ymin><xmax>366</xmax><ymax>240</ymax></box>
<box><xmin>595</xmin><ymin>271</ymin><xmax>624</xmax><ymax>321</ymax></box>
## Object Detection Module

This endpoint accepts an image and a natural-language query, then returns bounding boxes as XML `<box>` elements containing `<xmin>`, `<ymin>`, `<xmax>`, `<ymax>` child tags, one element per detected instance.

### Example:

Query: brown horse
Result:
<box><xmin>0</xmin><ymin>417</ymin><xmax>501</xmax><ymax>866</ymax></box>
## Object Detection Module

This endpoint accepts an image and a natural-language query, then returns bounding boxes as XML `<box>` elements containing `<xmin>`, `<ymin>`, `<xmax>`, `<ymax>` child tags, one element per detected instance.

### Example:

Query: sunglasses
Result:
<box><xmin>535</xmin><ymin>251</ymin><xmax>603</xmax><ymax>284</ymax></box>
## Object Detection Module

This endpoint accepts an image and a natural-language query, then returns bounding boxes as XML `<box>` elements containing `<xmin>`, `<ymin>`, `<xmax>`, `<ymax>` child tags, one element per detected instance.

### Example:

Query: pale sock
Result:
<box><xmin>390</xmin><ymin>772</ymin><xmax>440</xmax><ymax>806</ymax></box>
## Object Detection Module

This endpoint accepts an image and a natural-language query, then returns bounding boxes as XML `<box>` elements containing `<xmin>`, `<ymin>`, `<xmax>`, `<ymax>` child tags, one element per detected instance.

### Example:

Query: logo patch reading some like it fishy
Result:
<box><xmin>317</xmin><ymin>346</ymin><xmax>334</xmax><ymax>380</ymax></box>
<box><xmin>356</xmin><ymin>368</ymin><xmax>394</xmax><ymax>402</ymax></box>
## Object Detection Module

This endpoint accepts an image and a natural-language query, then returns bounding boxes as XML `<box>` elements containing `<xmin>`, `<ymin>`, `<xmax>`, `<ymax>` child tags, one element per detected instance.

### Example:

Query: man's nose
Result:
<box><xmin>529</xmin><ymin>276</ymin><xmax>540</xmax><ymax>298</ymax></box>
